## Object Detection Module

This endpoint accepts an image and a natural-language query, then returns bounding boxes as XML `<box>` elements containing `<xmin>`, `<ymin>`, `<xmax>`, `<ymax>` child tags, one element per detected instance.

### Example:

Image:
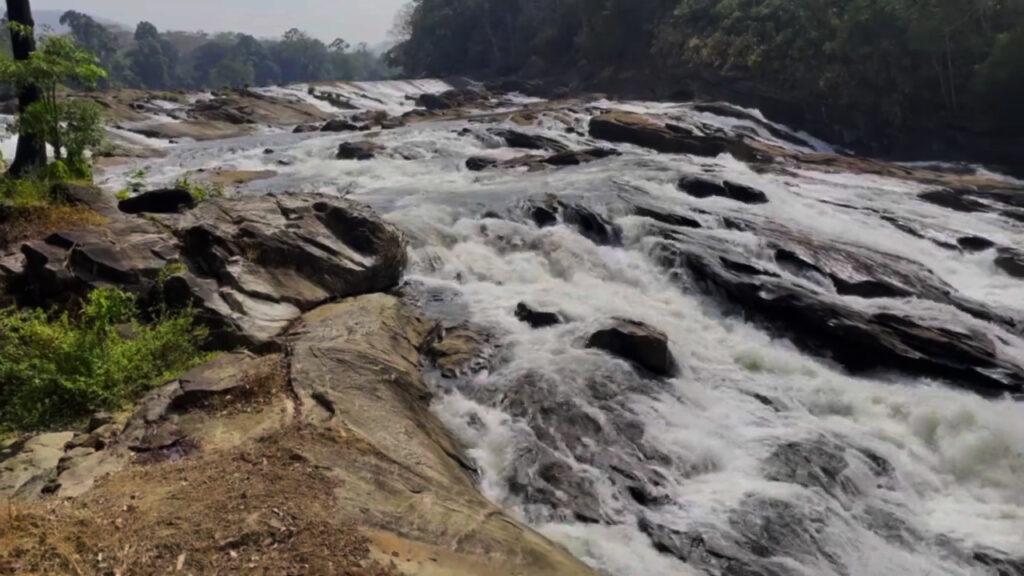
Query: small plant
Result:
<box><xmin>116</xmin><ymin>167</ymin><xmax>149</xmax><ymax>200</ymax></box>
<box><xmin>174</xmin><ymin>174</ymin><xmax>225</xmax><ymax>203</ymax></box>
<box><xmin>157</xmin><ymin>261</ymin><xmax>188</xmax><ymax>285</ymax></box>
<box><xmin>0</xmin><ymin>287</ymin><xmax>209</xmax><ymax>431</ymax></box>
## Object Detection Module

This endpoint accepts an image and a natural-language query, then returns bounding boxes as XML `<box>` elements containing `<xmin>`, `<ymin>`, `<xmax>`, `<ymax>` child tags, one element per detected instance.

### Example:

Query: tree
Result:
<box><xmin>0</xmin><ymin>35</ymin><xmax>107</xmax><ymax>176</ymax></box>
<box><xmin>127</xmin><ymin>21</ymin><xmax>177</xmax><ymax>89</ymax></box>
<box><xmin>59</xmin><ymin>10</ymin><xmax>120</xmax><ymax>69</ymax></box>
<box><xmin>5</xmin><ymin>0</ymin><xmax>46</xmax><ymax>176</ymax></box>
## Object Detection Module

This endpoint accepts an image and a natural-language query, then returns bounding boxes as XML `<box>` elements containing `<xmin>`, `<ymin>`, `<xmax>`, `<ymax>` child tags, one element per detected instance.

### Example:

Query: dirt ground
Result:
<box><xmin>0</xmin><ymin>429</ymin><xmax>401</xmax><ymax>576</ymax></box>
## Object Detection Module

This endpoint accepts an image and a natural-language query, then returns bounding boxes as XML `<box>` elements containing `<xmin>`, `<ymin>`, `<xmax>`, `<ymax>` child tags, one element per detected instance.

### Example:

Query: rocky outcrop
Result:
<box><xmin>586</xmin><ymin>319</ymin><xmax>678</xmax><ymax>377</ymax></box>
<box><xmin>320</xmin><ymin>118</ymin><xmax>363</xmax><ymax>132</ymax></box>
<box><xmin>5</xmin><ymin>192</ymin><xmax>407</xmax><ymax>349</ymax></box>
<box><xmin>651</xmin><ymin>221</ymin><xmax>1024</xmax><ymax>395</ymax></box>
<box><xmin>417</xmin><ymin>87</ymin><xmax>490</xmax><ymax>111</ymax></box>
<box><xmin>589</xmin><ymin>111</ymin><xmax>762</xmax><ymax>161</ymax></box>
<box><xmin>0</xmin><ymin>296</ymin><xmax>594</xmax><ymax>575</ymax></box>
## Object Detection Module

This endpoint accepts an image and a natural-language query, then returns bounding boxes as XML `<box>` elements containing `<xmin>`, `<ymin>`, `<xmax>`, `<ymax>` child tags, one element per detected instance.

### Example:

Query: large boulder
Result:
<box><xmin>167</xmin><ymin>193</ymin><xmax>407</xmax><ymax>347</ymax></box>
<box><xmin>589</xmin><ymin>111</ymin><xmax>728</xmax><ymax>157</ymax></box>
<box><xmin>6</xmin><ymin>193</ymin><xmax>407</xmax><ymax>349</ymax></box>
<box><xmin>586</xmin><ymin>319</ymin><xmax>678</xmax><ymax>377</ymax></box>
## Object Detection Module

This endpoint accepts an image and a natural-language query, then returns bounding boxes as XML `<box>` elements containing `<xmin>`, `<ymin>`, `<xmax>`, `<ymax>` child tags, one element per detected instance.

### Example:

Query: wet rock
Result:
<box><xmin>320</xmin><ymin>118</ymin><xmax>363</xmax><ymax>132</ymax></box>
<box><xmin>118</xmin><ymin>188</ymin><xmax>196</xmax><ymax>215</ymax></box>
<box><xmin>678</xmin><ymin>175</ymin><xmax>769</xmax><ymax>205</ymax></box>
<box><xmin>424</xmin><ymin>323</ymin><xmax>493</xmax><ymax>378</ymax></box>
<box><xmin>589</xmin><ymin>111</ymin><xmax>731</xmax><ymax>157</ymax></box>
<box><xmin>335</xmin><ymin>140</ymin><xmax>383</xmax><ymax>160</ymax></box>
<box><xmin>542</xmin><ymin>147</ymin><xmax>620</xmax><ymax>166</ymax></box>
<box><xmin>764</xmin><ymin>439</ymin><xmax>857</xmax><ymax>499</ymax></box>
<box><xmin>958</xmin><ymin>236</ymin><xmax>996</xmax><ymax>252</ymax></box>
<box><xmin>286</xmin><ymin>295</ymin><xmax>595</xmax><ymax>575</ymax></box>
<box><xmin>491</xmin><ymin>129</ymin><xmax>570</xmax><ymax>153</ymax></box>
<box><xmin>634</xmin><ymin>205</ymin><xmax>703</xmax><ymax>229</ymax></box>
<box><xmin>654</xmin><ymin>230</ymin><xmax>1024</xmax><ymax>395</ymax></box>
<box><xmin>516</xmin><ymin>302</ymin><xmax>563</xmax><ymax>328</ymax></box>
<box><xmin>995</xmin><ymin>249</ymin><xmax>1024</xmax><ymax>279</ymax></box>
<box><xmin>729</xmin><ymin>496</ymin><xmax>842</xmax><ymax>569</ymax></box>
<box><xmin>508</xmin><ymin>450</ymin><xmax>606</xmax><ymax>524</ymax></box>
<box><xmin>417</xmin><ymin>87</ymin><xmax>490</xmax><ymax>111</ymax></box>
<box><xmin>919</xmin><ymin>189</ymin><xmax>989</xmax><ymax>213</ymax></box>
<box><xmin>292</xmin><ymin>123</ymin><xmax>321</xmax><ymax>133</ymax></box>
<box><xmin>586</xmin><ymin>319</ymin><xmax>677</xmax><ymax>377</ymax></box>
<box><xmin>561</xmin><ymin>204</ymin><xmax>623</xmax><ymax>246</ymax></box>
<box><xmin>466</xmin><ymin>156</ymin><xmax>499</xmax><ymax>171</ymax></box>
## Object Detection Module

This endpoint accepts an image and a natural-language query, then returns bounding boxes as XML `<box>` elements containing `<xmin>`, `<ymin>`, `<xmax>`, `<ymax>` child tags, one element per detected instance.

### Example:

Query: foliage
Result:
<box><xmin>0</xmin><ymin>34</ymin><xmax>107</xmax><ymax>176</ymax></box>
<box><xmin>0</xmin><ymin>288</ymin><xmax>208</xmax><ymax>431</ymax></box>
<box><xmin>58</xmin><ymin>12</ymin><xmax>396</xmax><ymax>90</ymax></box>
<box><xmin>174</xmin><ymin>174</ymin><xmax>224</xmax><ymax>203</ymax></box>
<box><xmin>390</xmin><ymin>0</ymin><xmax>1024</xmax><ymax>132</ymax></box>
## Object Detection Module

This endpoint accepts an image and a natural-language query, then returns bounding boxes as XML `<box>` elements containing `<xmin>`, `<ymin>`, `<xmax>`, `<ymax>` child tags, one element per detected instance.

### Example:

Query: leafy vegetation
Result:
<box><xmin>0</xmin><ymin>29</ymin><xmax>107</xmax><ymax>178</ymax></box>
<box><xmin>0</xmin><ymin>288</ymin><xmax>208</xmax><ymax>431</ymax></box>
<box><xmin>54</xmin><ymin>11</ymin><xmax>396</xmax><ymax>90</ymax></box>
<box><xmin>174</xmin><ymin>174</ymin><xmax>225</xmax><ymax>203</ymax></box>
<box><xmin>390</xmin><ymin>0</ymin><xmax>1024</xmax><ymax>133</ymax></box>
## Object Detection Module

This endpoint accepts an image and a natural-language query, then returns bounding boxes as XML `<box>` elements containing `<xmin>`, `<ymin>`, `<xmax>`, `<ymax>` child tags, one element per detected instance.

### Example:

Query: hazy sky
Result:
<box><xmin>33</xmin><ymin>0</ymin><xmax>408</xmax><ymax>44</ymax></box>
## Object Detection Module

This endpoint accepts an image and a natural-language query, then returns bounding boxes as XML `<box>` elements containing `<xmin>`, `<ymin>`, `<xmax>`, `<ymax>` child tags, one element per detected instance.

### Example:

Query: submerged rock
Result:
<box><xmin>678</xmin><ymin>175</ymin><xmax>769</xmax><ymax>205</ymax></box>
<box><xmin>586</xmin><ymin>319</ymin><xmax>678</xmax><ymax>377</ymax></box>
<box><xmin>995</xmin><ymin>249</ymin><xmax>1024</xmax><ymax>278</ymax></box>
<box><xmin>335</xmin><ymin>140</ymin><xmax>383</xmax><ymax>160</ymax></box>
<box><xmin>491</xmin><ymin>128</ymin><xmax>570</xmax><ymax>153</ymax></box>
<box><xmin>516</xmin><ymin>302</ymin><xmax>564</xmax><ymax>328</ymax></box>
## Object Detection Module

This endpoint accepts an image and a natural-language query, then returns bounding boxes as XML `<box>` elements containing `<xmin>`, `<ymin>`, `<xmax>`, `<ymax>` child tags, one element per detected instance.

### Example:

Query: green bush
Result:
<box><xmin>174</xmin><ymin>174</ymin><xmax>225</xmax><ymax>203</ymax></box>
<box><xmin>0</xmin><ymin>288</ymin><xmax>209</xmax><ymax>431</ymax></box>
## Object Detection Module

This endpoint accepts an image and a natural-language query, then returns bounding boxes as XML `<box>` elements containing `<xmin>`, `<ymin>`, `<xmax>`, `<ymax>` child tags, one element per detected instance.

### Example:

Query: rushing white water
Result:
<box><xmin>98</xmin><ymin>80</ymin><xmax>1024</xmax><ymax>576</ymax></box>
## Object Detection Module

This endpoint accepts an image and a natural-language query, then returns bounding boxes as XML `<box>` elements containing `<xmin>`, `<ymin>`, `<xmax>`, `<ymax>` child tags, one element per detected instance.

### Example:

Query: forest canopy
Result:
<box><xmin>389</xmin><ymin>0</ymin><xmax>1024</xmax><ymax>134</ymax></box>
<box><xmin>0</xmin><ymin>10</ymin><xmax>396</xmax><ymax>90</ymax></box>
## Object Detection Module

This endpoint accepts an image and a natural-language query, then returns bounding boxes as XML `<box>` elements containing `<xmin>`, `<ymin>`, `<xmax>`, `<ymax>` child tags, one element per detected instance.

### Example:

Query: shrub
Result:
<box><xmin>174</xmin><ymin>174</ymin><xmax>225</xmax><ymax>203</ymax></box>
<box><xmin>0</xmin><ymin>288</ymin><xmax>209</xmax><ymax>431</ymax></box>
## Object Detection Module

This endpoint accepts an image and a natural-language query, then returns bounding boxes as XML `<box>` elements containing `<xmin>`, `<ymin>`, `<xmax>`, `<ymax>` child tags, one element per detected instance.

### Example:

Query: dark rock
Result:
<box><xmin>118</xmin><ymin>188</ymin><xmax>196</xmax><ymax>215</ymax></box>
<box><xmin>542</xmin><ymin>147</ymin><xmax>620</xmax><ymax>166</ymax></box>
<box><xmin>321</xmin><ymin>118</ymin><xmax>363</xmax><ymax>132</ymax></box>
<box><xmin>416</xmin><ymin>87</ymin><xmax>490</xmax><ymax>111</ymax></box>
<box><xmin>515</xmin><ymin>302</ymin><xmax>563</xmax><ymax>328</ymax></box>
<box><xmin>678</xmin><ymin>176</ymin><xmax>769</xmax><ymax>205</ymax></box>
<box><xmin>958</xmin><ymin>236</ymin><xmax>996</xmax><ymax>252</ymax></box>
<box><xmin>589</xmin><ymin>112</ymin><xmax>732</xmax><ymax>157</ymax></box>
<box><xmin>919</xmin><ymin>189</ymin><xmax>989</xmax><ymax>213</ymax></box>
<box><xmin>530</xmin><ymin>204</ymin><xmax>559</xmax><ymax>228</ymax></box>
<box><xmin>491</xmin><ymin>129</ymin><xmax>569</xmax><ymax>153</ymax></box>
<box><xmin>336</xmin><ymin>141</ymin><xmax>383</xmax><ymax>160</ymax></box>
<box><xmin>561</xmin><ymin>204</ymin><xmax>622</xmax><ymax>246</ymax></box>
<box><xmin>634</xmin><ymin>205</ymin><xmax>703</xmax><ymax>229</ymax></box>
<box><xmin>87</xmin><ymin>412</ymin><xmax>115</xmax><ymax>433</ymax></box>
<box><xmin>466</xmin><ymin>156</ymin><xmax>499</xmax><ymax>171</ymax></box>
<box><xmin>263</xmin><ymin>148</ymin><xmax>274</xmax><ymax>154</ymax></box>
<box><xmin>654</xmin><ymin>230</ymin><xmax>1024</xmax><ymax>395</ymax></box>
<box><xmin>586</xmin><ymin>319</ymin><xmax>677</xmax><ymax>377</ymax></box>
<box><xmin>292</xmin><ymin>123</ymin><xmax>321</xmax><ymax>133</ymax></box>
<box><xmin>424</xmin><ymin>323</ymin><xmax>494</xmax><ymax>378</ymax></box>
<box><xmin>764</xmin><ymin>439</ymin><xmax>856</xmax><ymax>499</ymax></box>
<box><xmin>995</xmin><ymin>249</ymin><xmax>1024</xmax><ymax>279</ymax></box>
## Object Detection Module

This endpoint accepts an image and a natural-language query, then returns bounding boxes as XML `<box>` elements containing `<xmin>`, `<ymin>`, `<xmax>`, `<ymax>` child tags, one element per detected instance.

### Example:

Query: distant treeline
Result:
<box><xmin>389</xmin><ymin>0</ymin><xmax>1024</xmax><ymax>135</ymax></box>
<box><xmin>0</xmin><ymin>10</ymin><xmax>396</xmax><ymax>90</ymax></box>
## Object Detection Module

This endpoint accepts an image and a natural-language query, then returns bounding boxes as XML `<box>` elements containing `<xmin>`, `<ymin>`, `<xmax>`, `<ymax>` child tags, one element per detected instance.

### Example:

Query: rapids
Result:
<box><xmin>97</xmin><ymin>80</ymin><xmax>1024</xmax><ymax>576</ymax></box>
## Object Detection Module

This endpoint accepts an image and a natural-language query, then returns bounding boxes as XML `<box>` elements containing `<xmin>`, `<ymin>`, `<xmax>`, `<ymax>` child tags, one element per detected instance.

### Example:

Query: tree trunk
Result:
<box><xmin>6</xmin><ymin>0</ymin><xmax>47</xmax><ymax>177</ymax></box>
